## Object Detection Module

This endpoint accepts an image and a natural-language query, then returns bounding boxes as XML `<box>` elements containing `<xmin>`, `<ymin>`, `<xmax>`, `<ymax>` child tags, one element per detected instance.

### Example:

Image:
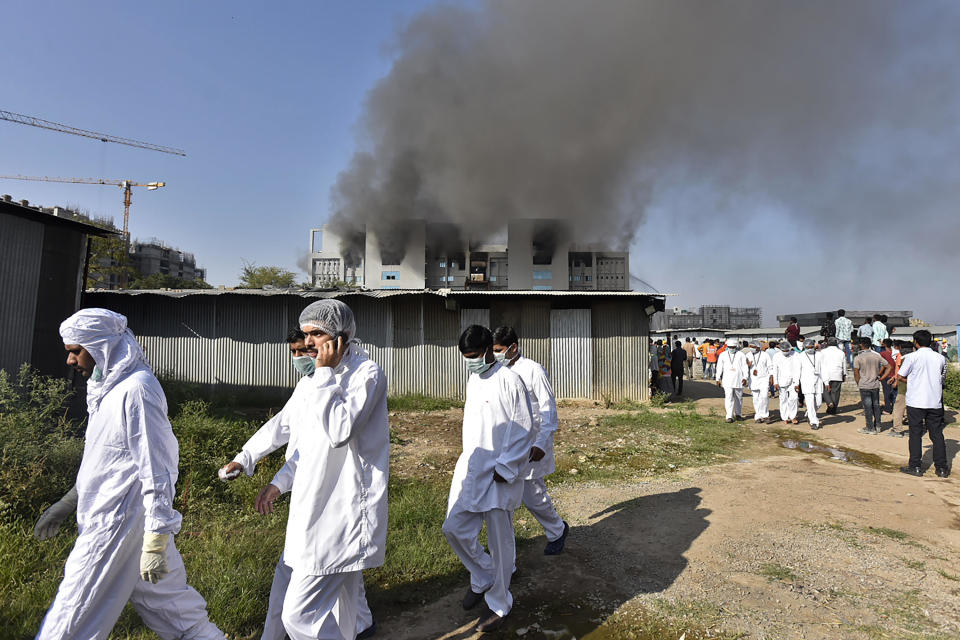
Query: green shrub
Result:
<box><xmin>945</xmin><ymin>368</ymin><xmax>960</xmax><ymax>409</ymax></box>
<box><xmin>0</xmin><ymin>366</ymin><xmax>83</xmax><ymax>523</ymax></box>
<box><xmin>387</xmin><ymin>394</ymin><xmax>463</xmax><ymax>412</ymax></box>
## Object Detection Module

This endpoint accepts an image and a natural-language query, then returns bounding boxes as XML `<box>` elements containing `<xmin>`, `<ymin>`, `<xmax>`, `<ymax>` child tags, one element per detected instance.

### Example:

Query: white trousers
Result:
<box><xmin>750</xmin><ymin>388</ymin><xmax>770</xmax><ymax>420</ymax></box>
<box><xmin>779</xmin><ymin>386</ymin><xmax>799</xmax><ymax>420</ymax></box>
<box><xmin>723</xmin><ymin>387</ymin><xmax>743</xmax><ymax>419</ymax></box>
<box><xmin>804</xmin><ymin>392</ymin><xmax>822</xmax><ymax>426</ymax></box>
<box><xmin>37</xmin><ymin>518</ymin><xmax>222</xmax><ymax>640</ymax></box>
<box><xmin>522</xmin><ymin>478</ymin><xmax>565</xmax><ymax>542</ymax></box>
<box><xmin>442</xmin><ymin>507</ymin><xmax>515</xmax><ymax>617</ymax></box>
<box><xmin>264</xmin><ymin>552</ymin><xmax>372</xmax><ymax>640</ymax></box>
<box><xmin>281</xmin><ymin>570</ymin><xmax>363</xmax><ymax>640</ymax></box>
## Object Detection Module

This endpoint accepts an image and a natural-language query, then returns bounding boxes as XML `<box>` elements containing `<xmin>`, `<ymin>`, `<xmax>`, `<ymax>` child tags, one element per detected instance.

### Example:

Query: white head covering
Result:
<box><xmin>59</xmin><ymin>308</ymin><xmax>149</xmax><ymax>412</ymax></box>
<box><xmin>725</xmin><ymin>338</ymin><xmax>738</xmax><ymax>347</ymax></box>
<box><xmin>298</xmin><ymin>300</ymin><xmax>356</xmax><ymax>339</ymax></box>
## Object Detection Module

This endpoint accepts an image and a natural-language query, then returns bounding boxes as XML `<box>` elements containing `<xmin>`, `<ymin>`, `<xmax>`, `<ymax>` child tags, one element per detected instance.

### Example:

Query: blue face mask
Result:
<box><xmin>90</xmin><ymin>365</ymin><xmax>104</xmax><ymax>382</ymax></box>
<box><xmin>292</xmin><ymin>356</ymin><xmax>316</xmax><ymax>376</ymax></box>
<box><xmin>463</xmin><ymin>354</ymin><xmax>494</xmax><ymax>375</ymax></box>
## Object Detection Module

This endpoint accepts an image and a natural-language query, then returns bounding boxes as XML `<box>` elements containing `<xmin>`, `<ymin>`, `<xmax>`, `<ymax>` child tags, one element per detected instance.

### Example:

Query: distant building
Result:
<box><xmin>307</xmin><ymin>219</ymin><xmax>630</xmax><ymax>291</ymax></box>
<box><xmin>652</xmin><ymin>305</ymin><xmax>762</xmax><ymax>331</ymax></box>
<box><xmin>129</xmin><ymin>239</ymin><xmax>206</xmax><ymax>283</ymax></box>
<box><xmin>776</xmin><ymin>310</ymin><xmax>912</xmax><ymax>328</ymax></box>
<box><xmin>0</xmin><ymin>195</ymin><xmax>117</xmax><ymax>377</ymax></box>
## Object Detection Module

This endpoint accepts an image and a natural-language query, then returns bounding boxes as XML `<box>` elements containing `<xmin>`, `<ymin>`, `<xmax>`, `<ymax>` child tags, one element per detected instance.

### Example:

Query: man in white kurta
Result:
<box><xmin>796</xmin><ymin>339</ymin><xmax>824</xmax><ymax>429</ymax></box>
<box><xmin>492</xmin><ymin>326</ymin><xmax>569</xmax><ymax>554</ymax></box>
<box><xmin>745</xmin><ymin>341</ymin><xmax>774</xmax><ymax>423</ymax></box>
<box><xmin>715</xmin><ymin>338</ymin><xmax>749</xmax><ymax>422</ymax></box>
<box><xmin>820</xmin><ymin>337</ymin><xmax>846</xmax><ymax>415</ymax></box>
<box><xmin>218</xmin><ymin>329</ymin><xmax>375</xmax><ymax>640</ymax></box>
<box><xmin>773</xmin><ymin>342</ymin><xmax>800</xmax><ymax>423</ymax></box>
<box><xmin>275</xmin><ymin>300</ymin><xmax>389</xmax><ymax>640</ymax></box>
<box><xmin>35</xmin><ymin>309</ymin><xmax>223</xmax><ymax>640</ymax></box>
<box><xmin>444</xmin><ymin>325</ymin><xmax>536</xmax><ymax>633</ymax></box>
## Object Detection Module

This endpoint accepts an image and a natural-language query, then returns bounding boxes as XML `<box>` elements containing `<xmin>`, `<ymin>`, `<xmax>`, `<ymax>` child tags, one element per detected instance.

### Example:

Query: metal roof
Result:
<box><xmin>87</xmin><ymin>287</ymin><xmax>669</xmax><ymax>299</ymax></box>
<box><xmin>0</xmin><ymin>200</ymin><xmax>119</xmax><ymax>237</ymax></box>
<box><xmin>723</xmin><ymin>326</ymin><xmax>821</xmax><ymax>336</ymax></box>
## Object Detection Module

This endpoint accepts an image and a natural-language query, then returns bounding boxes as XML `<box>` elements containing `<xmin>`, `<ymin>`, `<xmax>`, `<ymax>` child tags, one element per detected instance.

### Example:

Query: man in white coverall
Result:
<box><xmin>773</xmin><ymin>341</ymin><xmax>800</xmax><ymax>424</ymax></box>
<box><xmin>715</xmin><ymin>337</ymin><xmax>749</xmax><ymax>422</ymax></box>
<box><xmin>491</xmin><ymin>326</ymin><xmax>569</xmax><ymax>554</ymax></box>
<box><xmin>33</xmin><ymin>308</ymin><xmax>223</xmax><ymax>640</ymax></box>
<box><xmin>217</xmin><ymin>327</ymin><xmax>377</xmax><ymax>640</ymax></box>
<box><xmin>272</xmin><ymin>300</ymin><xmax>389</xmax><ymax>640</ymax></box>
<box><xmin>745</xmin><ymin>341</ymin><xmax>774</xmax><ymax>423</ymax></box>
<box><xmin>444</xmin><ymin>325</ymin><xmax>536</xmax><ymax>633</ymax></box>
<box><xmin>796</xmin><ymin>339</ymin><xmax>825</xmax><ymax>430</ymax></box>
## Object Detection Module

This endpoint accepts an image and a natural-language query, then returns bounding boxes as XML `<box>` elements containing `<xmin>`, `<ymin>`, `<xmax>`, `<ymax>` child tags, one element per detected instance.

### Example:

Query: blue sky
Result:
<box><xmin>3</xmin><ymin>1</ymin><xmax>957</xmax><ymax>325</ymax></box>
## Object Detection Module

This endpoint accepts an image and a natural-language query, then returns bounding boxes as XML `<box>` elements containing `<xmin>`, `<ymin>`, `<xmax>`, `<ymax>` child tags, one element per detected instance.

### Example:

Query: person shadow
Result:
<box><xmin>439</xmin><ymin>487</ymin><xmax>711</xmax><ymax>639</ymax></box>
<box><xmin>920</xmin><ymin>436</ymin><xmax>960</xmax><ymax>470</ymax></box>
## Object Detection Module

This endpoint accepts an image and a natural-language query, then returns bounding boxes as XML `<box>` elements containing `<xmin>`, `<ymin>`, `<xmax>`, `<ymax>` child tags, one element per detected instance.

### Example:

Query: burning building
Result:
<box><xmin>307</xmin><ymin>219</ymin><xmax>629</xmax><ymax>291</ymax></box>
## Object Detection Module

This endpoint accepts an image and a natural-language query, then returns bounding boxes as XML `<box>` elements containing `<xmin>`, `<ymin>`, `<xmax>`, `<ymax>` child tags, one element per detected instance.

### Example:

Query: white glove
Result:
<box><xmin>140</xmin><ymin>532</ymin><xmax>170</xmax><ymax>583</ymax></box>
<box><xmin>33</xmin><ymin>486</ymin><xmax>79</xmax><ymax>540</ymax></box>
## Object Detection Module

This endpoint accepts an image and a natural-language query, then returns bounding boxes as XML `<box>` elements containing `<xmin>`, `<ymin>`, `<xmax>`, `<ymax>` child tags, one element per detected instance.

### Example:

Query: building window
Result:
<box><xmin>451</xmin><ymin>261</ymin><xmax>458</xmax><ymax>270</ymax></box>
<box><xmin>447</xmin><ymin>275</ymin><xmax>455</xmax><ymax>282</ymax></box>
<box><xmin>382</xmin><ymin>271</ymin><xmax>400</xmax><ymax>281</ymax></box>
<box><xmin>490</xmin><ymin>275</ymin><xmax>497</xmax><ymax>282</ymax></box>
<box><xmin>533</xmin><ymin>285</ymin><xmax>553</xmax><ymax>291</ymax></box>
<box><xmin>533</xmin><ymin>270</ymin><xmax>552</xmax><ymax>280</ymax></box>
<box><xmin>439</xmin><ymin>260</ymin><xmax>446</xmax><ymax>268</ymax></box>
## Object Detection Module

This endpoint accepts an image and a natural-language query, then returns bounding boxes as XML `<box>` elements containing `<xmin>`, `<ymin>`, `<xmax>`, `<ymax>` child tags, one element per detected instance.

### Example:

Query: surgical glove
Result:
<box><xmin>140</xmin><ymin>532</ymin><xmax>170</xmax><ymax>583</ymax></box>
<box><xmin>33</xmin><ymin>486</ymin><xmax>79</xmax><ymax>540</ymax></box>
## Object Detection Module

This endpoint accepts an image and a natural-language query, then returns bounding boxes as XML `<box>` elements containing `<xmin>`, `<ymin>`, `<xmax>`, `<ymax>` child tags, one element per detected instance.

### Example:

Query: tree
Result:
<box><xmin>86</xmin><ymin>230</ymin><xmax>135</xmax><ymax>290</ymax></box>
<box><xmin>128</xmin><ymin>273</ymin><xmax>212</xmax><ymax>290</ymax></box>
<box><xmin>238</xmin><ymin>261</ymin><xmax>297</xmax><ymax>289</ymax></box>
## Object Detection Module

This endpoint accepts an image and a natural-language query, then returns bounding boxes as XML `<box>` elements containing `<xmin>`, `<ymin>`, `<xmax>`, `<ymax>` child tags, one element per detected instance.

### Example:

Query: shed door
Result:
<box><xmin>550</xmin><ymin>309</ymin><xmax>592</xmax><ymax>399</ymax></box>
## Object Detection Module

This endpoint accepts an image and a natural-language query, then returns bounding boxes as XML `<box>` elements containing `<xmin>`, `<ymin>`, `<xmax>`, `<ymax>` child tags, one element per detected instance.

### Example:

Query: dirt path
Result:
<box><xmin>383</xmin><ymin>385</ymin><xmax>960</xmax><ymax>640</ymax></box>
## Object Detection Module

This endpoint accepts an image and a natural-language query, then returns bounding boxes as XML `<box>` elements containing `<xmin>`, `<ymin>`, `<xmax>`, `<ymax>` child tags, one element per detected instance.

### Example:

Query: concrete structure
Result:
<box><xmin>1</xmin><ymin>196</ymin><xmax>117</xmax><ymax>376</ymax></box>
<box><xmin>651</xmin><ymin>328</ymin><xmax>727</xmax><ymax>344</ymax></box>
<box><xmin>85</xmin><ymin>288</ymin><xmax>666</xmax><ymax>402</ymax></box>
<box><xmin>307</xmin><ymin>219</ymin><xmax>630</xmax><ymax>291</ymax></box>
<box><xmin>723</xmin><ymin>326</ymin><xmax>823</xmax><ymax>344</ymax></box>
<box><xmin>776</xmin><ymin>310</ymin><xmax>913</xmax><ymax>329</ymax></box>
<box><xmin>653</xmin><ymin>305</ymin><xmax>762</xmax><ymax>331</ymax></box>
<box><xmin>130</xmin><ymin>239</ymin><xmax>206</xmax><ymax>283</ymax></box>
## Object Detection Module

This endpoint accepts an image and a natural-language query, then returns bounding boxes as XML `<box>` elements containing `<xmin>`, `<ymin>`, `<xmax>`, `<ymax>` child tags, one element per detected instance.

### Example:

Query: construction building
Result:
<box><xmin>129</xmin><ymin>239</ymin><xmax>206</xmax><ymax>283</ymax></box>
<box><xmin>776</xmin><ymin>310</ymin><xmax>913</xmax><ymax>328</ymax></box>
<box><xmin>307</xmin><ymin>219</ymin><xmax>630</xmax><ymax>291</ymax></box>
<box><xmin>652</xmin><ymin>305</ymin><xmax>762</xmax><ymax>331</ymax></box>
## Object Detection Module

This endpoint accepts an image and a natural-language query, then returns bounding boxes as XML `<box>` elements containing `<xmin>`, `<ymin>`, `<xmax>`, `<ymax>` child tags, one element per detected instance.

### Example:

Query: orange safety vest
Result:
<box><xmin>705</xmin><ymin>344</ymin><xmax>718</xmax><ymax>363</ymax></box>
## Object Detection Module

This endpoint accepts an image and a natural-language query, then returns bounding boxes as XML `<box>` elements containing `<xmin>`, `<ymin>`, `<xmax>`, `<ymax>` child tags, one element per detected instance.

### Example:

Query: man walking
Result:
<box><xmin>716</xmin><ymin>338</ymin><xmax>748</xmax><ymax>423</ymax></box>
<box><xmin>773</xmin><ymin>342</ymin><xmax>800</xmax><ymax>424</ymax></box>
<box><xmin>854</xmin><ymin>336</ymin><xmax>890</xmax><ymax>435</ymax></box>
<box><xmin>444</xmin><ymin>325</ymin><xmax>535</xmax><ymax>632</ymax></box>
<box><xmin>785</xmin><ymin>317</ymin><xmax>801</xmax><ymax>348</ymax></box>
<box><xmin>670</xmin><ymin>340</ymin><xmax>687</xmax><ymax>395</ymax></box>
<box><xmin>704</xmin><ymin>340</ymin><xmax>719</xmax><ymax>379</ymax></box>
<box><xmin>835</xmin><ymin>309</ymin><xmax>854</xmax><ymax>371</ymax></box>
<box><xmin>796</xmin><ymin>339</ymin><xmax>824</xmax><ymax>430</ymax></box>
<box><xmin>35</xmin><ymin>309</ymin><xmax>224</xmax><ymax>640</ymax></box>
<box><xmin>898</xmin><ymin>330</ymin><xmax>949</xmax><ymax>477</ymax></box>
<box><xmin>682</xmin><ymin>338</ymin><xmax>698</xmax><ymax>379</ymax></box>
<box><xmin>492</xmin><ymin>326</ymin><xmax>569</xmax><ymax>555</ymax></box>
<box><xmin>276</xmin><ymin>300</ymin><xmax>390</xmax><ymax>640</ymax></box>
<box><xmin>745</xmin><ymin>341</ymin><xmax>774</xmax><ymax>423</ymax></box>
<box><xmin>820</xmin><ymin>337</ymin><xmax>846</xmax><ymax>415</ymax></box>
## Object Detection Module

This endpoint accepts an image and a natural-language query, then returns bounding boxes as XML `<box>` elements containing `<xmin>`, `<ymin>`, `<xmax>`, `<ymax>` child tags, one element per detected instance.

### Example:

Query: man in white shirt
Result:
<box><xmin>820</xmin><ymin>337</ymin><xmax>846</xmax><ymax>415</ymax></box>
<box><xmin>273</xmin><ymin>300</ymin><xmax>390</xmax><ymax>640</ymax></box>
<box><xmin>871</xmin><ymin>314</ymin><xmax>889</xmax><ymax>351</ymax></box>
<box><xmin>492</xmin><ymin>326</ymin><xmax>569</xmax><ymax>555</ymax></box>
<box><xmin>834</xmin><ymin>309</ymin><xmax>854</xmax><ymax>371</ymax></box>
<box><xmin>773</xmin><ymin>342</ymin><xmax>800</xmax><ymax>424</ymax></box>
<box><xmin>897</xmin><ymin>330</ymin><xmax>949</xmax><ymax>478</ymax></box>
<box><xmin>218</xmin><ymin>328</ymin><xmax>377</xmax><ymax>640</ymax></box>
<box><xmin>796</xmin><ymin>339</ymin><xmax>824</xmax><ymax>429</ymax></box>
<box><xmin>444</xmin><ymin>325</ymin><xmax>536</xmax><ymax>633</ymax></box>
<box><xmin>716</xmin><ymin>338</ymin><xmax>749</xmax><ymax>423</ymax></box>
<box><xmin>745</xmin><ymin>341</ymin><xmax>774</xmax><ymax>423</ymax></box>
<box><xmin>858</xmin><ymin>320</ymin><xmax>874</xmax><ymax>340</ymax></box>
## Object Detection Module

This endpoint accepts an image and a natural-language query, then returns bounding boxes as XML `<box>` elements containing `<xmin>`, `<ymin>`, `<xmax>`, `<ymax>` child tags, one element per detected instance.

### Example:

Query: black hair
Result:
<box><xmin>790</xmin><ymin>316</ymin><xmax>798</xmax><ymax>323</ymax></box>
<box><xmin>827</xmin><ymin>337</ymin><xmax>838</xmax><ymax>346</ymax></box>
<box><xmin>286</xmin><ymin>328</ymin><xmax>305</xmax><ymax>343</ymax></box>
<box><xmin>492</xmin><ymin>325</ymin><xmax>519</xmax><ymax>347</ymax></box>
<box><xmin>880</xmin><ymin>314</ymin><xmax>888</xmax><ymax>323</ymax></box>
<box><xmin>459</xmin><ymin>325</ymin><xmax>493</xmax><ymax>353</ymax></box>
<box><xmin>882</xmin><ymin>338</ymin><xmax>893</xmax><ymax>348</ymax></box>
<box><xmin>826</xmin><ymin>312</ymin><xmax>833</xmax><ymax>319</ymax></box>
<box><xmin>913</xmin><ymin>329</ymin><xmax>932</xmax><ymax>347</ymax></box>
<box><xmin>675</xmin><ymin>340</ymin><xmax>682</xmax><ymax>348</ymax></box>
<box><xmin>837</xmin><ymin>309</ymin><xmax>846</xmax><ymax>317</ymax></box>
<box><xmin>859</xmin><ymin>336</ymin><xmax>873</xmax><ymax>349</ymax></box>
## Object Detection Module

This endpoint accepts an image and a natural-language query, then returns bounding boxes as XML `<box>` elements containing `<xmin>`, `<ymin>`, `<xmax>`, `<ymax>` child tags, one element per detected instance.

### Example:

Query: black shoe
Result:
<box><xmin>726</xmin><ymin>418</ymin><xmax>734</xmax><ymax>423</ymax></box>
<box><xmin>810</xmin><ymin>424</ymin><xmax>821</xmax><ymax>430</ymax></box>
<box><xmin>736</xmin><ymin>415</ymin><xmax>744</xmax><ymax>421</ymax></box>
<box><xmin>476</xmin><ymin>610</ymin><xmax>506</xmax><ymax>633</ymax></box>
<box><xmin>544</xmin><ymin>521</ymin><xmax>570</xmax><ymax>555</ymax></box>
<box><xmin>899</xmin><ymin>466</ymin><xmax>924</xmax><ymax>477</ymax></box>
<box><xmin>936</xmin><ymin>467</ymin><xmax>951</xmax><ymax>478</ymax></box>
<box><xmin>357</xmin><ymin>621</ymin><xmax>377</xmax><ymax>639</ymax></box>
<box><xmin>462</xmin><ymin>587</ymin><xmax>487</xmax><ymax>610</ymax></box>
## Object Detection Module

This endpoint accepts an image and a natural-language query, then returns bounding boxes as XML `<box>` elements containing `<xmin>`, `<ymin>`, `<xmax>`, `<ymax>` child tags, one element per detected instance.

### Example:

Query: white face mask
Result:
<box><xmin>494</xmin><ymin>351</ymin><xmax>508</xmax><ymax>364</ymax></box>
<box><xmin>463</xmin><ymin>354</ymin><xmax>494</xmax><ymax>375</ymax></box>
<box><xmin>292</xmin><ymin>355</ymin><xmax>315</xmax><ymax>376</ymax></box>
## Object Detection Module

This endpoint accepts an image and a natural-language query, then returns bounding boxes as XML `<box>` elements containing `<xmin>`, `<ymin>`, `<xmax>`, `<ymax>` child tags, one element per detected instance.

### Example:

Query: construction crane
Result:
<box><xmin>1</xmin><ymin>109</ymin><xmax>186</xmax><ymax>156</ymax></box>
<box><xmin>0</xmin><ymin>174</ymin><xmax>165</xmax><ymax>243</ymax></box>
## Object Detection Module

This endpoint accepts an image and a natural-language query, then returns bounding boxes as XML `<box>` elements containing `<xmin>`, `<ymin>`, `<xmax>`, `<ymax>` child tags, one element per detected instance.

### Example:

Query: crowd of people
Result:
<box><xmin>31</xmin><ymin>302</ymin><xmax>569</xmax><ymax>639</ymax></box>
<box><xmin>650</xmin><ymin>309</ymin><xmax>951</xmax><ymax>478</ymax></box>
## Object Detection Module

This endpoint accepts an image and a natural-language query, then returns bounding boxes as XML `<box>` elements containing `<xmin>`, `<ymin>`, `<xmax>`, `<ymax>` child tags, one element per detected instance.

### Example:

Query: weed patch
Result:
<box><xmin>387</xmin><ymin>394</ymin><xmax>462</xmax><ymax>412</ymax></box>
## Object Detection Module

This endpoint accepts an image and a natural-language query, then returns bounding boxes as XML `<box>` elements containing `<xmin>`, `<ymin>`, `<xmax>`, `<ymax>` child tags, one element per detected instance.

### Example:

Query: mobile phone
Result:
<box><xmin>335</xmin><ymin>332</ymin><xmax>348</xmax><ymax>349</ymax></box>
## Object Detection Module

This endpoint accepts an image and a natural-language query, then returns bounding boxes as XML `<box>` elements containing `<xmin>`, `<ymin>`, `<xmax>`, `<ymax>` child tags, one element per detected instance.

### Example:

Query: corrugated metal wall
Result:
<box><xmin>84</xmin><ymin>292</ymin><xmax>652</xmax><ymax>401</ymax></box>
<box><xmin>0</xmin><ymin>216</ymin><xmax>42</xmax><ymax>374</ymax></box>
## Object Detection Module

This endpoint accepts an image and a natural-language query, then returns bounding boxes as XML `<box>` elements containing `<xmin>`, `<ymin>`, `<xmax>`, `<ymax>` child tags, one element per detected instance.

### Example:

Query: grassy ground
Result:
<box><xmin>0</xmin><ymin>377</ymin><xmax>750</xmax><ymax>639</ymax></box>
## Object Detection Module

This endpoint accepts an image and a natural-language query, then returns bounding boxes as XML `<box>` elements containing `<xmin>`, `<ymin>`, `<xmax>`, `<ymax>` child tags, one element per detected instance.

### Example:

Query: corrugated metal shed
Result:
<box><xmin>83</xmin><ymin>289</ymin><xmax>665</xmax><ymax>402</ymax></box>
